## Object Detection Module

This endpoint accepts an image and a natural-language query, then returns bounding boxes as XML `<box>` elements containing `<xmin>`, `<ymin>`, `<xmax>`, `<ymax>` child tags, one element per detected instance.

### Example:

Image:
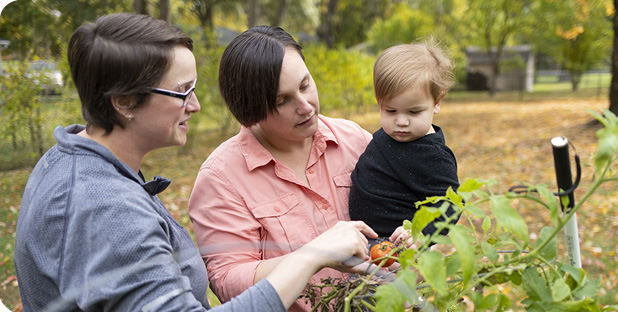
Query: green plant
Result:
<box><xmin>304</xmin><ymin>109</ymin><xmax>618</xmax><ymax>311</ymax></box>
<box><xmin>303</xmin><ymin>44</ymin><xmax>375</xmax><ymax>117</ymax></box>
<box><xmin>1</xmin><ymin>62</ymin><xmax>45</xmax><ymax>165</ymax></box>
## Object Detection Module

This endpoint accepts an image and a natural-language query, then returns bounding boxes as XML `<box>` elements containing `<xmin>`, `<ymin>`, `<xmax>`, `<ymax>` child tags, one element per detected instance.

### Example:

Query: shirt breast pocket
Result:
<box><xmin>249</xmin><ymin>193</ymin><xmax>316</xmax><ymax>257</ymax></box>
<box><xmin>333</xmin><ymin>169</ymin><xmax>353</xmax><ymax>220</ymax></box>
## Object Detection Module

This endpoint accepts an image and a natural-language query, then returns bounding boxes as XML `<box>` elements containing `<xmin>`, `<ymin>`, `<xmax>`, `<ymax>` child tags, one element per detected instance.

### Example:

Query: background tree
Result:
<box><xmin>190</xmin><ymin>0</ymin><xmax>243</xmax><ymax>46</ymax></box>
<box><xmin>271</xmin><ymin>0</ymin><xmax>290</xmax><ymax>26</ymax></box>
<box><xmin>317</xmin><ymin>0</ymin><xmax>339</xmax><ymax>48</ymax></box>
<box><xmin>526</xmin><ymin>0</ymin><xmax>612</xmax><ymax>91</ymax></box>
<box><xmin>247</xmin><ymin>0</ymin><xmax>259</xmax><ymax>27</ymax></box>
<box><xmin>159</xmin><ymin>0</ymin><xmax>170</xmax><ymax>21</ymax></box>
<box><xmin>610</xmin><ymin>0</ymin><xmax>618</xmax><ymax>116</ymax></box>
<box><xmin>0</xmin><ymin>1</ymin><xmax>64</xmax><ymax>60</ymax></box>
<box><xmin>327</xmin><ymin>0</ymin><xmax>390</xmax><ymax>48</ymax></box>
<box><xmin>366</xmin><ymin>2</ymin><xmax>433</xmax><ymax>52</ymax></box>
<box><xmin>134</xmin><ymin>0</ymin><xmax>148</xmax><ymax>15</ymax></box>
<box><xmin>464</xmin><ymin>0</ymin><xmax>531</xmax><ymax>96</ymax></box>
<box><xmin>47</xmin><ymin>0</ymin><xmax>130</xmax><ymax>41</ymax></box>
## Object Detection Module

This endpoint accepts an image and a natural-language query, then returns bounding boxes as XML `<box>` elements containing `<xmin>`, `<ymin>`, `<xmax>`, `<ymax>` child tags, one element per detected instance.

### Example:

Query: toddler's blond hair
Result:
<box><xmin>374</xmin><ymin>38</ymin><xmax>455</xmax><ymax>106</ymax></box>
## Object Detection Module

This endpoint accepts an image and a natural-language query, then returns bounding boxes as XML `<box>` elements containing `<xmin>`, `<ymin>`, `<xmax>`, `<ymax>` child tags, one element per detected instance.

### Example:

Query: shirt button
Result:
<box><xmin>274</xmin><ymin>206</ymin><xmax>280</xmax><ymax>212</ymax></box>
<box><xmin>322</xmin><ymin>204</ymin><xmax>329</xmax><ymax>210</ymax></box>
<box><xmin>308</xmin><ymin>169</ymin><xmax>315</xmax><ymax>174</ymax></box>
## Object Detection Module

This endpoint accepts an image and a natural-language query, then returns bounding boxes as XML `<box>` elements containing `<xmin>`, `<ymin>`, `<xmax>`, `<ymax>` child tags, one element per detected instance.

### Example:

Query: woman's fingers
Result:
<box><xmin>353</xmin><ymin>221</ymin><xmax>378</xmax><ymax>239</ymax></box>
<box><xmin>301</xmin><ymin>221</ymin><xmax>376</xmax><ymax>267</ymax></box>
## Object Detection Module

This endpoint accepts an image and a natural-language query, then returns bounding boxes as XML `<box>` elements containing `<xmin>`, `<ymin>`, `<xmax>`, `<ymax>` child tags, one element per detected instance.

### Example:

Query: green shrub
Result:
<box><xmin>304</xmin><ymin>44</ymin><xmax>376</xmax><ymax>117</ymax></box>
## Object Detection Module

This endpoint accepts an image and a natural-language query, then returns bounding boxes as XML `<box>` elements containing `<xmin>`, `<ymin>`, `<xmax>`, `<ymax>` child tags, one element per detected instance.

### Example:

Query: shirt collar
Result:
<box><xmin>238</xmin><ymin>115</ymin><xmax>339</xmax><ymax>171</ymax></box>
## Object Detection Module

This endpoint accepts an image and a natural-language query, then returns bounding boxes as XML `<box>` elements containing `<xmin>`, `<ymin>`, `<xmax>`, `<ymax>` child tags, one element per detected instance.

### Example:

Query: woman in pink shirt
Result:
<box><xmin>188</xmin><ymin>26</ymin><xmax>375</xmax><ymax>311</ymax></box>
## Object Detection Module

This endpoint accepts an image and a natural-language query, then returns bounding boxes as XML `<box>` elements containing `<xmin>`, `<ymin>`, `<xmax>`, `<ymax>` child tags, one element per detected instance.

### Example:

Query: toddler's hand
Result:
<box><xmin>389</xmin><ymin>226</ymin><xmax>420</xmax><ymax>249</ymax></box>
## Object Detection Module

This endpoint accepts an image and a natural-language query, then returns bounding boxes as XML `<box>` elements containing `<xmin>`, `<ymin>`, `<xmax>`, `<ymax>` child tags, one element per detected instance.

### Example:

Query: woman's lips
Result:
<box><xmin>297</xmin><ymin>114</ymin><xmax>314</xmax><ymax>126</ymax></box>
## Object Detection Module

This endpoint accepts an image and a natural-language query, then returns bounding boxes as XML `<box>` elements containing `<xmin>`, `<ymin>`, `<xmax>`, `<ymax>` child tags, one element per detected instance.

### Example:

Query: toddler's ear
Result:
<box><xmin>434</xmin><ymin>93</ymin><xmax>445</xmax><ymax>114</ymax></box>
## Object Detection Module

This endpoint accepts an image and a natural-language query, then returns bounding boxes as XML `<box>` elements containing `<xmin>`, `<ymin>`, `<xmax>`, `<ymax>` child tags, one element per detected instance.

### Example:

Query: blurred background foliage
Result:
<box><xmin>1</xmin><ymin>0</ymin><xmax>613</xmax><ymax>170</ymax></box>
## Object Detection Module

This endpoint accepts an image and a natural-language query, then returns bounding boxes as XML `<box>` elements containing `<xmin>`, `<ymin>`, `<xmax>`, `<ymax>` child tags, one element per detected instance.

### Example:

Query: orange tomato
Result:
<box><xmin>370</xmin><ymin>241</ymin><xmax>397</xmax><ymax>267</ymax></box>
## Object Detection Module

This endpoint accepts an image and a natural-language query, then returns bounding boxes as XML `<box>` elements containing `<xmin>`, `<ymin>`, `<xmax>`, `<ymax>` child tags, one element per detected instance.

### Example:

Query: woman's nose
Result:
<box><xmin>296</xmin><ymin>96</ymin><xmax>313</xmax><ymax>115</ymax></box>
<box><xmin>187</xmin><ymin>92</ymin><xmax>201</xmax><ymax>113</ymax></box>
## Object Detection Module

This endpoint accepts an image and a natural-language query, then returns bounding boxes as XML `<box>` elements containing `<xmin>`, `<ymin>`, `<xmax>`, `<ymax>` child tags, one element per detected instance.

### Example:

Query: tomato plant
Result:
<box><xmin>304</xmin><ymin>109</ymin><xmax>618</xmax><ymax>312</ymax></box>
<box><xmin>370</xmin><ymin>241</ymin><xmax>397</xmax><ymax>267</ymax></box>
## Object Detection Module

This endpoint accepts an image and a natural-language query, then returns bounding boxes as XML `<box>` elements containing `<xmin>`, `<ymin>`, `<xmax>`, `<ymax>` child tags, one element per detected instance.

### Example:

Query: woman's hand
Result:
<box><xmin>297</xmin><ymin>221</ymin><xmax>378</xmax><ymax>270</ymax></box>
<box><xmin>265</xmin><ymin>221</ymin><xmax>378</xmax><ymax>308</ymax></box>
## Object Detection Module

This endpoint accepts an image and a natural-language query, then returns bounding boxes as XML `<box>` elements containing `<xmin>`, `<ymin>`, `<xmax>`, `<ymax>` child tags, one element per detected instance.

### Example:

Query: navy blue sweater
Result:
<box><xmin>349</xmin><ymin>126</ymin><xmax>460</xmax><ymax>238</ymax></box>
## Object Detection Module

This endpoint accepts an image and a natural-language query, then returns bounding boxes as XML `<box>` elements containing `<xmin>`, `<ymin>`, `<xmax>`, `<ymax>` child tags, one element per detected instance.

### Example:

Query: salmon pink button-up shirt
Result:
<box><xmin>188</xmin><ymin>115</ymin><xmax>372</xmax><ymax>311</ymax></box>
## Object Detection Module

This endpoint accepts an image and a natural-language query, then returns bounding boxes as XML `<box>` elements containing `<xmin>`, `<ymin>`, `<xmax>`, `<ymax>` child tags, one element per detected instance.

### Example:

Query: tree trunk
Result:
<box><xmin>133</xmin><ymin>0</ymin><xmax>148</xmax><ymax>15</ymax></box>
<box><xmin>570</xmin><ymin>73</ymin><xmax>581</xmax><ymax>92</ymax></box>
<box><xmin>317</xmin><ymin>0</ymin><xmax>339</xmax><ymax>48</ymax></box>
<box><xmin>247</xmin><ymin>0</ymin><xmax>259</xmax><ymax>28</ymax></box>
<box><xmin>159</xmin><ymin>0</ymin><xmax>170</xmax><ymax>22</ymax></box>
<box><xmin>35</xmin><ymin>106</ymin><xmax>44</xmax><ymax>157</ymax></box>
<box><xmin>192</xmin><ymin>0</ymin><xmax>216</xmax><ymax>48</ymax></box>
<box><xmin>272</xmin><ymin>0</ymin><xmax>290</xmax><ymax>26</ymax></box>
<box><xmin>489</xmin><ymin>57</ymin><xmax>499</xmax><ymax>97</ymax></box>
<box><xmin>610</xmin><ymin>0</ymin><xmax>618</xmax><ymax>116</ymax></box>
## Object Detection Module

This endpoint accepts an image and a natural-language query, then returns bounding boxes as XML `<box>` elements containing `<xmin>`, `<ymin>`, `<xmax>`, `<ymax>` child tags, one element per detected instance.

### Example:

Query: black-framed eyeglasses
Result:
<box><xmin>149</xmin><ymin>78</ymin><xmax>197</xmax><ymax>107</ymax></box>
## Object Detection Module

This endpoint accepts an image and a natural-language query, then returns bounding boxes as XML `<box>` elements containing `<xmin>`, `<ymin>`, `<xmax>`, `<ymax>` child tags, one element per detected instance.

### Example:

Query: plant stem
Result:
<box><xmin>515</xmin><ymin>160</ymin><xmax>611</xmax><ymax>265</ymax></box>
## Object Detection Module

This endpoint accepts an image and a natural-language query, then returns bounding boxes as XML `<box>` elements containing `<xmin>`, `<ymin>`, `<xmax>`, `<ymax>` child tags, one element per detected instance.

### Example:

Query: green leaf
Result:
<box><xmin>490</xmin><ymin>195</ymin><xmax>529</xmax><ymax>244</ymax></box>
<box><xmin>526</xmin><ymin>297</ymin><xmax>600</xmax><ymax>311</ymax></box>
<box><xmin>418</xmin><ymin>251</ymin><xmax>447</xmax><ymax>295</ymax></box>
<box><xmin>477</xmin><ymin>293</ymin><xmax>497</xmax><ymax>309</ymax></box>
<box><xmin>508</xmin><ymin>269</ymin><xmax>523</xmax><ymax>285</ymax></box>
<box><xmin>468</xmin><ymin>291</ymin><xmax>482</xmax><ymax>306</ymax></box>
<box><xmin>445</xmin><ymin>254</ymin><xmax>461</xmax><ymax>277</ymax></box>
<box><xmin>449</xmin><ymin>225</ymin><xmax>474</xmax><ymax>286</ymax></box>
<box><xmin>592</xmin><ymin>109</ymin><xmax>618</xmax><ymax>174</ymax></box>
<box><xmin>537</xmin><ymin>186</ymin><xmax>560</xmax><ymax>226</ymax></box>
<box><xmin>522</xmin><ymin>267</ymin><xmax>551</xmax><ymax>301</ymax></box>
<box><xmin>573</xmin><ymin>278</ymin><xmax>600</xmax><ymax>299</ymax></box>
<box><xmin>551</xmin><ymin>277</ymin><xmax>572</xmax><ymax>302</ymax></box>
<box><xmin>482</xmin><ymin>216</ymin><xmax>491</xmax><ymax>235</ymax></box>
<box><xmin>538</xmin><ymin>226</ymin><xmax>557</xmax><ymax>261</ymax></box>
<box><xmin>465</xmin><ymin>203</ymin><xmax>486</xmax><ymax>217</ymax></box>
<box><xmin>411</xmin><ymin>206</ymin><xmax>441</xmax><ymax>238</ymax></box>
<box><xmin>458</xmin><ymin>178</ymin><xmax>486</xmax><ymax>192</ymax></box>
<box><xmin>481</xmin><ymin>241</ymin><xmax>499</xmax><ymax>261</ymax></box>
<box><xmin>374</xmin><ymin>270</ymin><xmax>420</xmax><ymax>312</ymax></box>
<box><xmin>373</xmin><ymin>283</ymin><xmax>407</xmax><ymax>312</ymax></box>
<box><xmin>497</xmin><ymin>293</ymin><xmax>512</xmax><ymax>311</ymax></box>
<box><xmin>446</xmin><ymin>186</ymin><xmax>464</xmax><ymax>208</ymax></box>
<box><xmin>430</xmin><ymin>235</ymin><xmax>451</xmax><ymax>245</ymax></box>
<box><xmin>403</xmin><ymin>219</ymin><xmax>413</xmax><ymax>230</ymax></box>
<box><xmin>398</xmin><ymin>249</ymin><xmax>416</xmax><ymax>270</ymax></box>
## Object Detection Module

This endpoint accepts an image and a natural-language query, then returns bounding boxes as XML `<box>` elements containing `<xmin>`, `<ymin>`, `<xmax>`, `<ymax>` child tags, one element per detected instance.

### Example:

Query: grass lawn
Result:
<box><xmin>1</xmin><ymin>85</ymin><xmax>617</xmax><ymax>310</ymax></box>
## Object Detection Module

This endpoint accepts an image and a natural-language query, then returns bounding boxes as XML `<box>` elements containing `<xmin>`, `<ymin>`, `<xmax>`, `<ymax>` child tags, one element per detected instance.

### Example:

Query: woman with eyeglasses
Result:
<box><xmin>14</xmin><ymin>13</ymin><xmax>376</xmax><ymax>312</ymax></box>
<box><xmin>188</xmin><ymin>26</ymin><xmax>378</xmax><ymax>311</ymax></box>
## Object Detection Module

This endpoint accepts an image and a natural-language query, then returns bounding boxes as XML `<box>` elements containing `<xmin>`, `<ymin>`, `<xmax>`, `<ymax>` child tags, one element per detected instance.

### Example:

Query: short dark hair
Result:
<box><xmin>218</xmin><ymin>26</ymin><xmax>303</xmax><ymax>127</ymax></box>
<box><xmin>68</xmin><ymin>13</ymin><xmax>193</xmax><ymax>134</ymax></box>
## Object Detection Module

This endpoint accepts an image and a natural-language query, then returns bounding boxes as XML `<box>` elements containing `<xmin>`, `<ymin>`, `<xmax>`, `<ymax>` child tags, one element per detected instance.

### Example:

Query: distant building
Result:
<box><xmin>465</xmin><ymin>45</ymin><xmax>535</xmax><ymax>92</ymax></box>
<box><xmin>0</xmin><ymin>38</ymin><xmax>10</xmax><ymax>74</ymax></box>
